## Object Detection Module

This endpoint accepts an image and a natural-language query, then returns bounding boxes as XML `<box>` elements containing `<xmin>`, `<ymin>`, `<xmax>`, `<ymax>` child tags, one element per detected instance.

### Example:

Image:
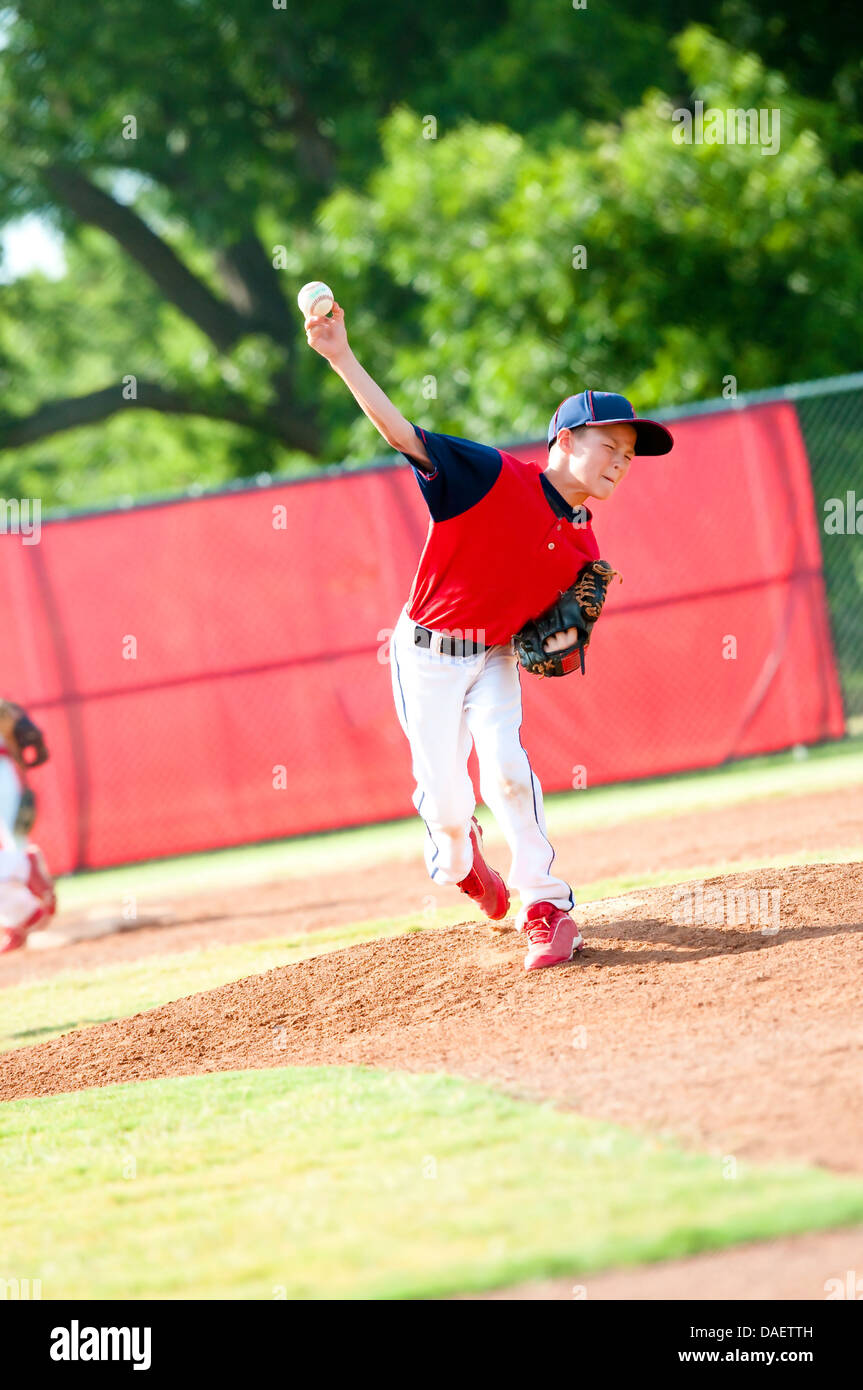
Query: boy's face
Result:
<box><xmin>555</xmin><ymin>422</ymin><xmax>637</xmax><ymax>500</ymax></box>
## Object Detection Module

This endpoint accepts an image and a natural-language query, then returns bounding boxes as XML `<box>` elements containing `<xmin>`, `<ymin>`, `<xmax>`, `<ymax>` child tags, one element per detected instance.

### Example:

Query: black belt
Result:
<box><xmin>413</xmin><ymin>625</ymin><xmax>486</xmax><ymax>657</ymax></box>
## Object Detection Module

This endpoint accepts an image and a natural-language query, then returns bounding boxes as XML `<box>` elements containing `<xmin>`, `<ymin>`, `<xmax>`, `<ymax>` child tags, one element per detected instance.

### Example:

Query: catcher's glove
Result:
<box><xmin>513</xmin><ymin>559</ymin><xmax>620</xmax><ymax>677</ymax></box>
<box><xmin>0</xmin><ymin>700</ymin><xmax>50</xmax><ymax>769</ymax></box>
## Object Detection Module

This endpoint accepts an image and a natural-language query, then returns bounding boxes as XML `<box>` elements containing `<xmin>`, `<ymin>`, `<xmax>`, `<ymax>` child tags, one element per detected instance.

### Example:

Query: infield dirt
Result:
<box><xmin>2</xmin><ymin>861</ymin><xmax>861</xmax><ymax>1176</ymax></box>
<box><xmin>2</xmin><ymin>782</ymin><xmax>860</xmax><ymax>984</ymax></box>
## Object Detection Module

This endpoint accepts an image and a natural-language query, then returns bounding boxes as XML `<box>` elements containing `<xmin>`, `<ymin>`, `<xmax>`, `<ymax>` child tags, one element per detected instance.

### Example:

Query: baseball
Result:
<box><xmin>297</xmin><ymin>281</ymin><xmax>334</xmax><ymax>319</ymax></box>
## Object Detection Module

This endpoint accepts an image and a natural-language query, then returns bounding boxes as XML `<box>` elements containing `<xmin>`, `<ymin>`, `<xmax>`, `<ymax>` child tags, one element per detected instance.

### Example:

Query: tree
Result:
<box><xmin>0</xmin><ymin>3</ymin><xmax>860</xmax><ymax>507</ymax></box>
<box><xmin>0</xmin><ymin>0</ymin><xmax>508</xmax><ymax>471</ymax></box>
<box><xmin>318</xmin><ymin>29</ymin><xmax>863</xmax><ymax>460</ymax></box>
<box><xmin>0</xmin><ymin>0</ymin><xmax>750</xmax><ymax>487</ymax></box>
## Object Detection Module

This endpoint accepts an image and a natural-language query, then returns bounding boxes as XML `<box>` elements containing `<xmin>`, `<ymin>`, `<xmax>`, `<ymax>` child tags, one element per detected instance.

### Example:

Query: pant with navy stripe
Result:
<box><xmin>390</xmin><ymin>606</ymin><xmax>573</xmax><ymax>921</ymax></box>
<box><xmin>0</xmin><ymin>751</ymin><xmax>41</xmax><ymax>931</ymax></box>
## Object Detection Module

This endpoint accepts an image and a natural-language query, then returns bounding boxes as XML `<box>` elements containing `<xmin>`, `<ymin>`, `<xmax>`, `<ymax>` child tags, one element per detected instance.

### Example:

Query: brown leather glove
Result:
<box><xmin>513</xmin><ymin>559</ymin><xmax>621</xmax><ymax>677</ymax></box>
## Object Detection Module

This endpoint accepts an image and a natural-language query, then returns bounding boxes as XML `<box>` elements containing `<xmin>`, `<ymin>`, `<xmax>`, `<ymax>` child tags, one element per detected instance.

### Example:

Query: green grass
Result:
<box><xmin>5</xmin><ymin>843</ymin><xmax>860</xmax><ymax>1057</ymax></box>
<box><xmin>56</xmin><ymin>735</ymin><xmax>863</xmax><ymax>910</ymax></box>
<box><xmin>4</xmin><ymin>741</ymin><xmax>858</xmax><ymax>1302</ymax></box>
<box><xmin>3</xmin><ymin>1067</ymin><xmax>863</xmax><ymax>1300</ymax></box>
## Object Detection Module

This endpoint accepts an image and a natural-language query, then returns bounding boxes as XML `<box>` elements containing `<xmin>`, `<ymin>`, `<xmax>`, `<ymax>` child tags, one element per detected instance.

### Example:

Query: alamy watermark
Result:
<box><xmin>670</xmin><ymin>101</ymin><xmax>780</xmax><ymax>157</ymax></box>
<box><xmin>50</xmin><ymin>1322</ymin><xmax>151</xmax><ymax>1370</ymax></box>
<box><xmin>0</xmin><ymin>1276</ymin><xmax>42</xmax><ymax>1299</ymax></box>
<box><xmin>825</xmin><ymin>1271</ymin><xmax>863</xmax><ymax>1300</ymax></box>
<box><xmin>0</xmin><ymin>497</ymin><xmax>41</xmax><ymax>545</ymax></box>
<box><xmin>824</xmin><ymin>491</ymin><xmax>862</xmax><ymax>535</ymax></box>
<box><xmin>672</xmin><ymin>880</ymin><xmax>781</xmax><ymax>933</ymax></box>
<box><xmin>377</xmin><ymin>626</ymin><xmax>487</xmax><ymax>665</ymax></box>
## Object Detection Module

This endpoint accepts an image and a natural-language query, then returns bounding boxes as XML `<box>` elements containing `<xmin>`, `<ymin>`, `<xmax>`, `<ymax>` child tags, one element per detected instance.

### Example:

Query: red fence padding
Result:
<box><xmin>0</xmin><ymin>399</ymin><xmax>844</xmax><ymax>872</ymax></box>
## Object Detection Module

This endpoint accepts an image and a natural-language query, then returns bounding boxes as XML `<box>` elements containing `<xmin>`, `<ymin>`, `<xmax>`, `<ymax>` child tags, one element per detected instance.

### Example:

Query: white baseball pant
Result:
<box><xmin>0</xmin><ymin>753</ymin><xmax>40</xmax><ymax>930</ymax></box>
<box><xmin>389</xmin><ymin>606</ymin><xmax>572</xmax><ymax>920</ymax></box>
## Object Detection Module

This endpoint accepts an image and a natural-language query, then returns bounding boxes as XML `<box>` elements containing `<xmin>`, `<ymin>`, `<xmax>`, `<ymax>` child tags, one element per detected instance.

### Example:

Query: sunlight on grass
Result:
<box><xmin>3</xmin><ymin>1067</ymin><xmax>863</xmax><ymax>1300</ymax></box>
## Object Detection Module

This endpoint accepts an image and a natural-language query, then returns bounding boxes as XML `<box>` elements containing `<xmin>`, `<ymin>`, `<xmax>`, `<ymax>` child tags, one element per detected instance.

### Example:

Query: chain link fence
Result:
<box><xmin>795</xmin><ymin>381</ymin><xmax>863</xmax><ymax>728</ymax></box>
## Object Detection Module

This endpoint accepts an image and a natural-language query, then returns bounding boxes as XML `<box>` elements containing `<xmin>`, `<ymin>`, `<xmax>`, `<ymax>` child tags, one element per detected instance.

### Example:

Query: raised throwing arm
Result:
<box><xmin>304</xmin><ymin>303</ymin><xmax>430</xmax><ymax>467</ymax></box>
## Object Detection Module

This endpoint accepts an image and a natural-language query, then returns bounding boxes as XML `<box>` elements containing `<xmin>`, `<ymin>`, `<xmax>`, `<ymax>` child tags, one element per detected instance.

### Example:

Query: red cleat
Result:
<box><xmin>0</xmin><ymin>927</ymin><xmax>27</xmax><ymax>955</ymax></box>
<box><xmin>521</xmin><ymin>901</ymin><xmax>583</xmax><ymax>971</ymax></box>
<box><xmin>21</xmin><ymin>845</ymin><xmax>56</xmax><ymax>932</ymax></box>
<box><xmin>0</xmin><ymin>848</ymin><xmax>55</xmax><ymax>955</ymax></box>
<box><xmin>457</xmin><ymin>818</ymin><xmax>510</xmax><ymax>921</ymax></box>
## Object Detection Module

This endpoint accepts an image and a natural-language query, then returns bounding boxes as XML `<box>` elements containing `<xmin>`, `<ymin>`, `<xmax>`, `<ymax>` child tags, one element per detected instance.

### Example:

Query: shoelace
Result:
<box><xmin>525</xmin><ymin>914</ymin><xmax>555</xmax><ymax>944</ymax></box>
<box><xmin>573</xmin><ymin>558</ymin><xmax>621</xmax><ymax>620</ymax></box>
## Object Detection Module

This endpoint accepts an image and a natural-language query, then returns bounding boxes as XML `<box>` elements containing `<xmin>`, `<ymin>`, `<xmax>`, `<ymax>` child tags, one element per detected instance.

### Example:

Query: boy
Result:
<box><xmin>305</xmin><ymin>302</ymin><xmax>673</xmax><ymax>969</ymax></box>
<box><xmin>0</xmin><ymin>699</ymin><xmax>56</xmax><ymax>954</ymax></box>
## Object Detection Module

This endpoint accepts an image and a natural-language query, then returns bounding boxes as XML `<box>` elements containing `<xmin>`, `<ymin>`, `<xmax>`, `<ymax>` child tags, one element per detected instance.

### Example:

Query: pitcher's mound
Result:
<box><xmin>2</xmin><ymin>862</ymin><xmax>861</xmax><ymax>1170</ymax></box>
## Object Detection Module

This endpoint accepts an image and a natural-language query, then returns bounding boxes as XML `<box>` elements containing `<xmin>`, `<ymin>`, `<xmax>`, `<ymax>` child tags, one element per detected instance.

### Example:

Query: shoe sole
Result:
<box><xmin>484</xmin><ymin>874</ymin><xmax>511</xmax><ymax>921</ymax></box>
<box><xmin>469</xmin><ymin>819</ymin><xmax>510</xmax><ymax>921</ymax></box>
<box><xmin>465</xmin><ymin>881</ymin><xmax>510</xmax><ymax>922</ymax></box>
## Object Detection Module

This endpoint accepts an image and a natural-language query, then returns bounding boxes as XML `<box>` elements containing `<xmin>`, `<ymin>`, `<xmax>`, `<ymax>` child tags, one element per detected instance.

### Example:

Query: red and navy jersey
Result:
<box><xmin>401</xmin><ymin>427</ymin><xmax>600</xmax><ymax>645</ymax></box>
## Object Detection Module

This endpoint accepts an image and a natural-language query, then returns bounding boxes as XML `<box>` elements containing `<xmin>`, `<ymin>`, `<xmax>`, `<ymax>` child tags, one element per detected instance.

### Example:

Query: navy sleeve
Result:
<box><xmin>400</xmin><ymin>427</ymin><xmax>502</xmax><ymax>522</ymax></box>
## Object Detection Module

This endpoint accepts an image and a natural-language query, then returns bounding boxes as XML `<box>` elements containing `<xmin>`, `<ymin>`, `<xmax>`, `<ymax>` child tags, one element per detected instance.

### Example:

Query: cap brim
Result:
<box><xmin>585</xmin><ymin>417</ymin><xmax>674</xmax><ymax>456</ymax></box>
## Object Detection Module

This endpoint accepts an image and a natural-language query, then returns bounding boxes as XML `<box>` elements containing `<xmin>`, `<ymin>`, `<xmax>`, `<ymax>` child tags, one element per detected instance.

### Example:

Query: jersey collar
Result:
<box><xmin>540</xmin><ymin>472</ymin><xmax>592</xmax><ymax>526</ymax></box>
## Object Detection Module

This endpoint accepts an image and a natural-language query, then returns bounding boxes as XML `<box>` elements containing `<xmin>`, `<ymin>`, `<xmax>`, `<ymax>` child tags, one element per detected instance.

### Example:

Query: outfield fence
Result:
<box><xmin>652</xmin><ymin>373</ymin><xmax>863</xmax><ymax>726</ymax></box>
<box><xmin>1</xmin><ymin>373</ymin><xmax>857</xmax><ymax>872</ymax></box>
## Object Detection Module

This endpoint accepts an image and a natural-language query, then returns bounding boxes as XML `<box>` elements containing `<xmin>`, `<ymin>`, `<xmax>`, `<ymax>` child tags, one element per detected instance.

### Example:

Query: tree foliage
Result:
<box><xmin>0</xmin><ymin>2</ymin><xmax>860</xmax><ymax>506</ymax></box>
<box><xmin>323</xmin><ymin>29</ymin><xmax>863</xmax><ymax>457</ymax></box>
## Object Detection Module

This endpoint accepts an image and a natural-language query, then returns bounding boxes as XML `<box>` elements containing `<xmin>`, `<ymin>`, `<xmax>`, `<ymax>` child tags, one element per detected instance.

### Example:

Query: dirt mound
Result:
<box><xmin>3</xmin><ymin>783</ymin><xmax>861</xmax><ymax>985</ymax></box>
<box><xmin>2</xmin><ymin>862</ymin><xmax>862</xmax><ymax>1170</ymax></box>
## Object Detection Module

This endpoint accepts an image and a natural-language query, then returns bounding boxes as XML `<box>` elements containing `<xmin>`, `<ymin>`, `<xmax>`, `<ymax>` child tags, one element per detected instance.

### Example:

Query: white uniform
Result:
<box><xmin>385</xmin><ymin>425</ymin><xmax>597</xmax><ymax>924</ymax></box>
<box><xmin>0</xmin><ymin>746</ymin><xmax>42</xmax><ymax>931</ymax></box>
<box><xmin>390</xmin><ymin>606</ymin><xmax>572</xmax><ymax>924</ymax></box>
<box><xmin>386</xmin><ymin>396</ymin><xmax>672</xmax><ymax>966</ymax></box>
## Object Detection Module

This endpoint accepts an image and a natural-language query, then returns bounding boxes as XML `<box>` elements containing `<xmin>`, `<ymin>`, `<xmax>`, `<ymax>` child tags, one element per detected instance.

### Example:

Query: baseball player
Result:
<box><xmin>0</xmin><ymin>699</ymin><xmax>56</xmax><ymax>954</ymax></box>
<box><xmin>305</xmin><ymin>301</ymin><xmax>673</xmax><ymax>969</ymax></box>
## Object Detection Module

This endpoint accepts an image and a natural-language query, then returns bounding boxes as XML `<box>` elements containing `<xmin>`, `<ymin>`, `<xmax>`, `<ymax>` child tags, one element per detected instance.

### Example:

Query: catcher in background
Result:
<box><xmin>306</xmin><ymin>300</ymin><xmax>673</xmax><ymax>969</ymax></box>
<box><xmin>0</xmin><ymin>699</ymin><xmax>56</xmax><ymax>954</ymax></box>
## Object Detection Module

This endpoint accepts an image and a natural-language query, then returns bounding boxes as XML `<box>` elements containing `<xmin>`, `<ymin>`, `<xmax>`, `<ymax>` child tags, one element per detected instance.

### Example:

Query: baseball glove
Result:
<box><xmin>14</xmin><ymin>786</ymin><xmax>37</xmax><ymax>836</ymax></box>
<box><xmin>0</xmin><ymin>700</ymin><xmax>50</xmax><ymax>769</ymax></box>
<box><xmin>513</xmin><ymin>559</ymin><xmax>620</xmax><ymax>677</ymax></box>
